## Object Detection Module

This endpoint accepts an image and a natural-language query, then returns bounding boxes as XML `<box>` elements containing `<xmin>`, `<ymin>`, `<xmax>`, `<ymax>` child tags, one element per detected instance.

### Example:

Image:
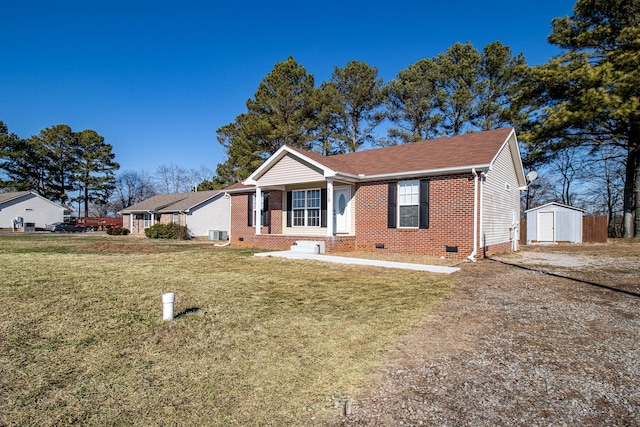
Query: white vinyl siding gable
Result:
<box><xmin>257</xmin><ymin>154</ymin><xmax>324</xmax><ymax>186</ymax></box>
<box><xmin>482</xmin><ymin>141</ymin><xmax>521</xmax><ymax>247</ymax></box>
<box><xmin>185</xmin><ymin>194</ymin><xmax>230</xmax><ymax>238</ymax></box>
<box><xmin>0</xmin><ymin>193</ymin><xmax>65</xmax><ymax>229</ymax></box>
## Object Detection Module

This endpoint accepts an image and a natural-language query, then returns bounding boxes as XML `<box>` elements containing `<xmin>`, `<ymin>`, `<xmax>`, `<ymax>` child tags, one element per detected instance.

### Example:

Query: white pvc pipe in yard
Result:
<box><xmin>162</xmin><ymin>292</ymin><xmax>175</xmax><ymax>320</ymax></box>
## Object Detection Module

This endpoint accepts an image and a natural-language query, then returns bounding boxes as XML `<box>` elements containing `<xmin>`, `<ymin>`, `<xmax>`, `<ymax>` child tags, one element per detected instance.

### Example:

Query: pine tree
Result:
<box><xmin>523</xmin><ymin>0</ymin><xmax>640</xmax><ymax>237</ymax></box>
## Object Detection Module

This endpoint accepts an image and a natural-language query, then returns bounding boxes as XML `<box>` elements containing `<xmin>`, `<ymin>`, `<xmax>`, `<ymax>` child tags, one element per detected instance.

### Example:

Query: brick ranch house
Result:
<box><xmin>226</xmin><ymin>127</ymin><xmax>527</xmax><ymax>260</ymax></box>
<box><xmin>120</xmin><ymin>190</ymin><xmax>229</xmax><ymax>238</ymax></box>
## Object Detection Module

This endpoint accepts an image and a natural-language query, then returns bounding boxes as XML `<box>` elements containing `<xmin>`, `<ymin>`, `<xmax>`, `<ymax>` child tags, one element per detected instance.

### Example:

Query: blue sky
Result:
<box><xmin>1</xmin><ymin>1</ymin><xmax>576</xmax><ymax>176</ymax></box>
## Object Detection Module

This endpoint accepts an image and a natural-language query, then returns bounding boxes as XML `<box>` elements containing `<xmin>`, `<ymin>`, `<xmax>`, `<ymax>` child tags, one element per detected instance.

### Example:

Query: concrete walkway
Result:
<box><xmin>254</xmin><ymin>251</ymin><xmax>460</xmax><ymax>274</ymax></box>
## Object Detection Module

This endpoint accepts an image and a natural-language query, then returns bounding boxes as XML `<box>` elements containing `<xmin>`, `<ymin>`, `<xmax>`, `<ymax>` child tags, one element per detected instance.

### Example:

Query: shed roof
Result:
<box><xmin>525</xmin><ymin>202</ymin><xmax>585</xmax><ymax>213</ymax></box>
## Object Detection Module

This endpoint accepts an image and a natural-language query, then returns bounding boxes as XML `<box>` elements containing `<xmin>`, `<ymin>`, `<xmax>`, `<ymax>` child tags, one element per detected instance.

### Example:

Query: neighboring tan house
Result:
<box><xmin>120</xmin><ymin>190</ymin><xmax>230</xmax><ymax>238</ymax></box>
<box><xmin>229</xmin><ymin>127</ymin><xmax>527</xmax><ymax>259</ymax></box>
<box><xmin>0</xmin><ymin>191</ymin><xmax>66</xmax><ymax>231</ymax></box>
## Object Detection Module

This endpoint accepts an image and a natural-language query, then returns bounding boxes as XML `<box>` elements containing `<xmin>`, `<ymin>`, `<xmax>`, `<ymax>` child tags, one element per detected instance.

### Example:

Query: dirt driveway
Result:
<box><xmin>326</xmin><ymin>242</ymin><xmax>640</xmax><ymax>426</ymax></box>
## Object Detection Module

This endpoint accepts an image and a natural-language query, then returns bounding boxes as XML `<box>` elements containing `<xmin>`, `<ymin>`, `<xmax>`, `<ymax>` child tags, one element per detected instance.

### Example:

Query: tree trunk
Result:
<box><xmin>633</xmin><ymin>143</ymin><xmax>640</xmax><ymax>237</ymax></box>
<box><xmin>623</xmin><ymin>130</ymin><xmax>640</xmax><ymax>238</ymax></box>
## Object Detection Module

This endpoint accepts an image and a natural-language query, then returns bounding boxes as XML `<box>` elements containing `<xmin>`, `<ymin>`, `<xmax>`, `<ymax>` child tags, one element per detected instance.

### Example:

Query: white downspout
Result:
<box><xmin>215</xmin><ymin>193</ymin><xmax>232</xmax><ymax>247</ymax></box>
<box><xmin>468</xmin><ymin>168</ymin><xmax>478</xmax><ymax>262</ymax></box>
<box><xmin>480</xmin><ymin>172</ymin><xmax>486</xmax><ymax>256</ymax></box>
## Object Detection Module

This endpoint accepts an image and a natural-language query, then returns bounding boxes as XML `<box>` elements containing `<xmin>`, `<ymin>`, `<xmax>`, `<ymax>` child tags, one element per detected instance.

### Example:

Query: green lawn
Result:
<box><xmin>0</xmin><ymin>235</ymin><xmax>454</xmax><ymax>426</ymax></box>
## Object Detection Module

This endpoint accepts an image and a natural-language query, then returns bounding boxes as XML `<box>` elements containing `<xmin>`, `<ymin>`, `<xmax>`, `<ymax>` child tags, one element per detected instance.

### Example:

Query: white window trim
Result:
<box><xmin>292</xmin><ymin>188</ymin><xmax>321</xmax><ymax>228</ymax></box>
<box><xmin>143</xmin><ymin>213</ymin><xmax>152</xmax><ymax>228</ymax></box>
<box><xmin>398</xmin><ymin>180</ymin><xmax>420</xmax><ymax>229</ymax></box>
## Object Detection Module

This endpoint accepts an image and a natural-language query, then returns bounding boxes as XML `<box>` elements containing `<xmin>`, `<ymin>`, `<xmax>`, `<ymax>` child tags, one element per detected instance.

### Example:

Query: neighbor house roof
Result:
<box><xmin>0</xmin><ymin>191</ymin><xmax>66</xmax><ymax>210</ymax></box>
<box><xmin>120</xmin><ymin>190</ymin><xmax>223</xmax><ymax>214</ymax></box>
<box><xmin>0</xmin><ymin>191</ymin><xmax>31</xmax><ymax>205</ymax></box>
<box><xmin>246</xmin><ymin>127</ymin><xmax>525</xmax><ymax>185</ymax></box>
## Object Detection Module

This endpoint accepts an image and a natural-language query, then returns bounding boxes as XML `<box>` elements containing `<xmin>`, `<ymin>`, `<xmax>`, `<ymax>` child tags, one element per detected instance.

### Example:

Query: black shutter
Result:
<box><xmin>387</xmin><ymin>182</ymin><xmax>397</xmax><ymax>229</ymax></box>
<box><xmin>320</xmin><ymin>189</ymin><xmax>327</xmax><ymax>228</ymax></box>
<box><xmin>286</xmin><ymin>191</ymin><xmax>292</xmax><ymax>227</ymax></box>
<box><xmin>261</xmin><ymin>193</ymin><xmax>269</xmax><ymax>227</ymax></box>
<box><xmin>419</xmin><ymin>179</ymin><xmax>430</xmax><ymax>229</ymax></box>
<box><xmin>247</xmin><ymin>193</ymin><xmax>253</xmax><ymax>227</ymax></box>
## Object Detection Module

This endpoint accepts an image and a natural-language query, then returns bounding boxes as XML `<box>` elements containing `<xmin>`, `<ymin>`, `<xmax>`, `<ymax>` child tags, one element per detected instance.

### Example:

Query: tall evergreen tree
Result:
<box><xmin>386</xmin><ymin>58</ymin><xmax>442</xmax><ymax>144</ymax></box>
<box><xmin>475</xmin><ymin>41</ymin><xmax>529</xmax><ymax>131</ymax></box>
<box><xmin>432</xmin><ymin>42</ymin><xmax>482</xmax><ymax>136</ymax></box>
<box><xmin>38</xmin><ymin>124</ymin><xmax>78</xmax><ymax>204</ymax></box>
<box><xmin>75</xmin><ymin>129</ymin><xmax>119</xmax><ymax>216</ymax></box>
<box><xmin>215</xmin><ymin>57</ymin><xmax>318</xmax><ymax>185</ymax></box>
<box><xmin>523</xmin><ymin>0</ymin><xmax>640</xmax><ymax>237</ymax></box>
<box><xmin>323</xmin><ymin>60</ymin><xmax>386</xmax><ymax>152</ymax></box>
<box><xmin>385</xmin><ymin>41</ymin><xmax>528</xmax><ymax>144</ymax></box>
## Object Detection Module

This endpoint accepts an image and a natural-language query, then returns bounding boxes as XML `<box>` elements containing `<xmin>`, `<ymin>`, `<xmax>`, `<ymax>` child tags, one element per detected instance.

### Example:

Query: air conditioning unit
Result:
<box><xmin>208</xmin><ymin>230</ymin><xmax>228</xmax><ymax>241</ymax></box>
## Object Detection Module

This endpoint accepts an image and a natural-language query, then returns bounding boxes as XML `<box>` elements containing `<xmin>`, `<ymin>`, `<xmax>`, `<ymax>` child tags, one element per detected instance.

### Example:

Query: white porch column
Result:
<box><xmin>326</xmin><ymin>178</ymin><xmax>334</xmax><ymax>236</ymax></box>
<box><xmin>255</xmin><ymin>186</ymin><xmax>262</xmax><ymax>235</ymax></box>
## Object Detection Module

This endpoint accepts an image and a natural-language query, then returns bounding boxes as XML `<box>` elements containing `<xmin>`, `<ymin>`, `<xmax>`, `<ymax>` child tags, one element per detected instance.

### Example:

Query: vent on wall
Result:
<box><xmin>375</xmin><ymin>243</ymin><xmax>385</xmax><ymax>249</ymax></box>
<box><xmin>445</xmin><ymin>245</ymin><xmax>458</xmax><ymax>253</ymax></box>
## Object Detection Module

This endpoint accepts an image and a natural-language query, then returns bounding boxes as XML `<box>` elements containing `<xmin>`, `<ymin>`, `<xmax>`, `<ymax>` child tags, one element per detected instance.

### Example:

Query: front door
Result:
<box><xmin>334</xmin><ymin>187</ymin><xmax>350</xmax><ymax>234</ymax></box>
<box><xmin>538</xmin><ymin>211</ymin><xmax>555</xmax><ymax>242</ymax></box>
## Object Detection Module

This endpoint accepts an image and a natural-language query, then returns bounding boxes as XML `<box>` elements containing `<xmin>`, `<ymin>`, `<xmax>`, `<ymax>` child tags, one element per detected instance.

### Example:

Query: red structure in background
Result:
<box><xmin>75</xmin><ymin>217</ymin><xmax>123</xmax><ymax>231</ymax></box>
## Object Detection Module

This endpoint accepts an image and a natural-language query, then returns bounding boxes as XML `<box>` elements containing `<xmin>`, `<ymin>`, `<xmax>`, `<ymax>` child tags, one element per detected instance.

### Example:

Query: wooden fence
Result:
<box><xmin>582</xmin><ymin>215</ymin><xmax>608</xmax><ymax>243</ymax></box>
<box><xmin>520</xmin><ymin>215</ymin><xmax>608</xmax><ymax>245</ymax></box>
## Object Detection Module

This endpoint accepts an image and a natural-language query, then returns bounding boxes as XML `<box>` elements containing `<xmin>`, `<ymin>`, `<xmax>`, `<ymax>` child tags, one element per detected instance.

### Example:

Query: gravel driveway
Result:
<box><xmin>324</xmin><ymin>243</ymin><xmax>640</xmax><ymax>426</ymax></box>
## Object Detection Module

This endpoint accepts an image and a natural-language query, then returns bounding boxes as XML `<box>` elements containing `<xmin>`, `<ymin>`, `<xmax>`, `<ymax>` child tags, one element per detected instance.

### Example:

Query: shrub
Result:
<box><xmin>144</xmin><ymin>223</ymin><xmax>190</xmax><ymax>240</ymax></box>
<box><xmin>107</xmin><ymin>227</ymin><xmax>130</xmax><ymax>236</ymax></box>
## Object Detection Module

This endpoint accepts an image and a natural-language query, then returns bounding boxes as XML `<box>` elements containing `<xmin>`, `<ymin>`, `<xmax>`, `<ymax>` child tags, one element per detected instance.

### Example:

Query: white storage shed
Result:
<box><xmin>525</xmin><ymin>202</ymin><xmax>584</xmax><ymax>244</ymax></box>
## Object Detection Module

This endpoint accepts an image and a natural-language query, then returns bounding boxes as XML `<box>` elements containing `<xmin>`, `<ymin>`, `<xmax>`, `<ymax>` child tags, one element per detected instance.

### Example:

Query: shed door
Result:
<box><xmin>538</xmin><ymin>211</ymin><xmax>555</xmax><ymax>242</ymax></box>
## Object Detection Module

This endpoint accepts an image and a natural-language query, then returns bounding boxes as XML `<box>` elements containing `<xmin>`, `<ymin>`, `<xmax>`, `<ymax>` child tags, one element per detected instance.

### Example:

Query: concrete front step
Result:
<box><xmin>290</xmin><ymin>240</ymin><xmax>324</xmax><ymax>254</ymax></box>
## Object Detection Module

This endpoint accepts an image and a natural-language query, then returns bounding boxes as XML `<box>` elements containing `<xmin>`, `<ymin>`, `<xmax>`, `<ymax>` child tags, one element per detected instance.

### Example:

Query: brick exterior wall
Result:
<box><xmin>228</xmin><ymin>174</ymin><xmax>506</xmax><ymax>259</ymax></box>
<box><xmin>353</xmin><ymin>175</ymin><xmax>478</xmax><ymax>258</ymax></box>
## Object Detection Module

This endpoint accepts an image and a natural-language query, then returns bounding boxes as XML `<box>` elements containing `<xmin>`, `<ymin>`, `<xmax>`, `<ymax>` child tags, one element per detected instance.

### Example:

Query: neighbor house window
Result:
<box><xmin>172</xmin><ymin>213</ymin><xmax>179</xmax><ymax>224</ymax></box>
<box><xmin>143</xmin><ymin>213</ymin><xmax>152</xmax><ymax>228</ymax></box>
<box><xmin>292</xmin><ymin>189</ymin><xmax>321</xmax><ymax>227</ymax></box>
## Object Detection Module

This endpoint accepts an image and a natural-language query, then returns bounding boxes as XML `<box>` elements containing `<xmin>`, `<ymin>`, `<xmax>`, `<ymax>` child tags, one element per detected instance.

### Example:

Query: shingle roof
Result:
<box><xmin>0</xmin><ymin>191</ymin><xmax>31</xmax><ymax>204</ymax></box>
<box><xmin>121</xmin><ymin>190</ymin><xmax>222</xmax><ymax>213</ymax></box>
<box><xmin>223</xmin><ymin>182</ymin><xmax>255</xmax><ymax>192</ymax></box>
<box><xmin>287</xmin><ymin>127</ymin><xmax>515</xmax><ymax>177</ymax></box>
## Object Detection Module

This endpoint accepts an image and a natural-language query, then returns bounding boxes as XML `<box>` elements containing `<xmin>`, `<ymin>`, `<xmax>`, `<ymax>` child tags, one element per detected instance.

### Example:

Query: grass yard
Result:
<box><xmin>0</xmin><ymin>235</ymin><xmax>454</xmax><ymax>426</ymax></box>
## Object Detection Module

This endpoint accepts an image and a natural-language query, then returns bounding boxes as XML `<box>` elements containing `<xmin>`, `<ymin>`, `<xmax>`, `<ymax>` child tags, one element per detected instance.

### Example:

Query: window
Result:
<box><xmin>172</xmin><ymin>213</ymin><xmax>179</xmax><ymax>224</ymax></box>
<box><xmin>247</xmin><ymin>192</ymin><xmax>269</xmax><ymax>227</ymax></box>
<box><xmin>398</xmin><ymin>180</ymin><xmax>419</xmax><ymax>227</ymax></box>
<box><xmin>291</xmin><ymin>189</ymin><xmax>321</xmax><ymax>227</ymax></box>
<box><xmin>143</xmin><ymin>213</ymin><xmax>152</xmax><ymax>228</ymax></box>
<box><xmin>388</xmin><ymin>180</ymin><xmax>429</xmax><ymax>229</ymax></box>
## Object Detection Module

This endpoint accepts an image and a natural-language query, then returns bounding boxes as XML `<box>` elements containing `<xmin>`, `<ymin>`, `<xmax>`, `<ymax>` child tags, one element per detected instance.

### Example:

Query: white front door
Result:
<box><xmin>334</xmin><ymin>187</ymin><xmax>350</xmax><ymax>234</ymax></box>
<box><xmin>538</xmin><ymin>211</ymin><xmax>555</xmax><ymax>242</ymax></box>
